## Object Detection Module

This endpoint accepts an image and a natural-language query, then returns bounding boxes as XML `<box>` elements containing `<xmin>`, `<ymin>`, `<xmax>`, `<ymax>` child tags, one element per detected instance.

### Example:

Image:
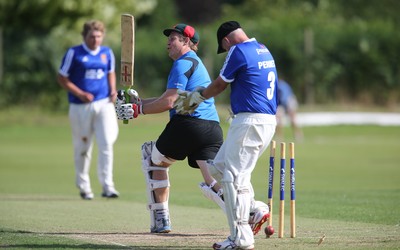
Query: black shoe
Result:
<box><xmin>80</xmin><ymin>192</ymin><xmax>94</xmax><ymax>200</ymax></box>
<box><xmin>101</xmin><ymin>191</ymin><xmax>119</xmax><ymax>198</ymax></box>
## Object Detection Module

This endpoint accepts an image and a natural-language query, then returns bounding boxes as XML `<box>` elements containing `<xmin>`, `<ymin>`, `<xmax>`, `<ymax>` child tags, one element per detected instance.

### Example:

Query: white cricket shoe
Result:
<box><xmin>151</xmin><ymin>216</ymin><xmax>171</xmax><ymax>233</ymax></box>
<box><xmin>212</xmin><ymin>237</ymin><xmax>254</xmax><ymax>250</ymax></box>
<box><xmin>151</xmin><ymin>210</ymin><xmax>171</xmax><ymax>233</ymax></box>
<box><xmin>249</xmin><ymin>201</ymin><xmax>270</xmax><ymax>235</ymax></box>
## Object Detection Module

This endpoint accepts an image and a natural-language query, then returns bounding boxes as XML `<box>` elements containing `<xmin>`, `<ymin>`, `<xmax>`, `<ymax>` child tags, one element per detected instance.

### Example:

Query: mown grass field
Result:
<box><xmin>0</xmin><ymin>108</ymin><xmax>399</xmax><ymax>249</ymax></box>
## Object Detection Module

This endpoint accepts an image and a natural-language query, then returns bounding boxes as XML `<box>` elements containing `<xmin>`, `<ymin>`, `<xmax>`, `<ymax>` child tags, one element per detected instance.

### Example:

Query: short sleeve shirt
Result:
<box><xmin>59</xmin><ymin>43</ymin><xmax>115</xmax><ymax>104</ymax></box>
<box><xmin>168</xmin><ymin>51</ymin><xmax>219</xmax><ymax>122</ymax></box>
<box><xmin>219</xmin><ymin>38</ymin><xmax>278</xmax><ymax>115</ymax></box>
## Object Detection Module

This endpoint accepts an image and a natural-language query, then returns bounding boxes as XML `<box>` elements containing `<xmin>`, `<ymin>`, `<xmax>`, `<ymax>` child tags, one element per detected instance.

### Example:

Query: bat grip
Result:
<box><xmin>123</xmin><ymin>87</ymin><xmax>131</xmax><ymax>124</ymax></box>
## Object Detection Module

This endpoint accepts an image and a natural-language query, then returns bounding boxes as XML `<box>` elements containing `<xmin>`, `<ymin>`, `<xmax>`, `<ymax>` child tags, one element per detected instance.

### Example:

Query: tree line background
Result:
<box><xmin>0</xmin><ymin>0</ymin><xmax>399</xmax><ymax>111</ymax></box>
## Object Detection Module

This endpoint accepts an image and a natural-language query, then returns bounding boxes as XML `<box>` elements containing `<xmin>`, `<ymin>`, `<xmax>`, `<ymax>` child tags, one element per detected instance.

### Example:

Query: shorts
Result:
<box><xmin>156</xmin><ymin>115</ymin><xmax>223</xmax><ymax>168</ymax></box>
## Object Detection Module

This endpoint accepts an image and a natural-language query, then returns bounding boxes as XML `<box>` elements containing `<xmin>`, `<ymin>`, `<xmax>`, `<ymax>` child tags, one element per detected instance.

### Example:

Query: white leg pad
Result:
<box><xmin>221</xmin><ymin>170</ymin><xmax>238</xmax><ymax>240</ymax></box>
<box><xmin>236</xmin><ymin>187</ymin><xmax>254</xmax><ymax>247</ymax></box>
<box><xmin>149</xmin><ymin>201</ymin><xmax>168</xmax><ymax>212</ymax></box>
<box><xmin>222</xmin><ymin>170</ymin><xmax>254</xmax><ymax>248</ymax></box>
<box><xmin>142</xmin><ymin>144</ymin><xmax>170</xmax><ymax>230</ymax></box>
<box><xmin>199</xmin><ymin>180</ymin><xmax>225</xmax><ymax>213</ymax></box>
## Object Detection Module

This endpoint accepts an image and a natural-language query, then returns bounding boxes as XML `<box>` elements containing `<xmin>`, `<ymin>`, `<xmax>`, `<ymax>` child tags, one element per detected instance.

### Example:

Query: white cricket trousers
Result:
<box><xmin>214</xmin><ymin>112</ymin><xmax>276</xmax><ymax>247</ymax></box>
<box><xmin>69</xmin><ymin>98</ymin><xmax>119</xmax><ymax>194</ymax></box>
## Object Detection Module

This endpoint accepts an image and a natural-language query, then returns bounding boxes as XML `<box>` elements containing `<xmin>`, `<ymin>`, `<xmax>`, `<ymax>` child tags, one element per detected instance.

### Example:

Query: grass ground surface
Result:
<box><xmin>0</xmin><ymin>108</ymin><xmax>399</xmax><ymax>249</ymax></box>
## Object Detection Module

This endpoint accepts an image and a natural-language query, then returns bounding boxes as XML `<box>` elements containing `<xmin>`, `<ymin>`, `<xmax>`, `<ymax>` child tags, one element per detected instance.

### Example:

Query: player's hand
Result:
<box><xmin>78</xmin><ymin>92</ymin><xmax>94</xmax><ymax>103</ymax></box>
<box><xmin>115</xmin><ymin>90</ymin><xmax>142</xmax><ymax>120</ymax></box>
<box><xmin>116</xmin><ymin>103</ymin><xmax>142</xmax><ymax>120</ymax></box>
<box><xmin>173</xmin><ymin>87</ymin><xmax>206</xmax><ymax>115</ymax></box>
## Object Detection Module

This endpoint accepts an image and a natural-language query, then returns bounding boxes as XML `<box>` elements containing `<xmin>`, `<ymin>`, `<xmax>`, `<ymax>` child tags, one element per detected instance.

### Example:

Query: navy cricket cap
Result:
<box><xmin>217</xmin><ymin>21</ymin><xmax>241</xmax><ymax>54</ymax></box>
<box><xmin>163</xmin><ymin>23</ymin><xmax>199</xmax><ymax>45</ymax></box>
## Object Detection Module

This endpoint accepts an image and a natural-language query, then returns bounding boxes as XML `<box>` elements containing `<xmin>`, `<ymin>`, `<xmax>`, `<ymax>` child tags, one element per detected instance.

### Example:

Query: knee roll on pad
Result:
<box><xmin>151</xmin><ymin>144</ymin><xmax>175</xmax><ymax>166</ymax></box>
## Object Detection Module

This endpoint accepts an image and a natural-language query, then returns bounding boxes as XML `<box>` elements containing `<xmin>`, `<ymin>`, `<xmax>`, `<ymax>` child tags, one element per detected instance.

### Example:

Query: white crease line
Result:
<box><xmin>65</xmin><ymin>234</ymin><xmax>131</xmax><ymax>249</ymax></box>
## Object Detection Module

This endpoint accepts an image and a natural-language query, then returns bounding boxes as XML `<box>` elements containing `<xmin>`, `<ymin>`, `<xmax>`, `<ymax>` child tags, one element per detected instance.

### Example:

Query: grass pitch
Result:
<box><xmin>0</xmin><ymin>109</ymin><xmax>399</xmax><ymax>249</ymax></box>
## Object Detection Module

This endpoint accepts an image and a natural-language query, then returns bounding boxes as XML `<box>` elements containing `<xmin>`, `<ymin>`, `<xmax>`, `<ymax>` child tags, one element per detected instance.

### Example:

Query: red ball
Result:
<box><xmin>264</xmin><ymin>225</ymin><xmax>275</xmax><ymax>236</ymax></box>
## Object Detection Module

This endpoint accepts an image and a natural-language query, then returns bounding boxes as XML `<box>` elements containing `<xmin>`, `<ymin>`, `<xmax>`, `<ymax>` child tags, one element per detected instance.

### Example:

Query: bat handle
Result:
<box><xmin>123</xmin><ymin>86</ymin><xmax>131</xmax><ymax>124</ymax></box>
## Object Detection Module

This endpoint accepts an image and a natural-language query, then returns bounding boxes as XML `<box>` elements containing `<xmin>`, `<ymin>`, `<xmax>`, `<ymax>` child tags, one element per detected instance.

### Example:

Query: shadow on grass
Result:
<box><xmin>2</xmin><ymin>243</ymin><xmax>128</xmax><ymax>249</ymax></box>
<box><xmin>1</xmin><ymin>229</ymin><xmax>215</xmax><ymax>250</ymax></box>
<box><xmin>1</xmin><ymin>244</ymin><xmax>211</xmax><ymax>249</ymax></box>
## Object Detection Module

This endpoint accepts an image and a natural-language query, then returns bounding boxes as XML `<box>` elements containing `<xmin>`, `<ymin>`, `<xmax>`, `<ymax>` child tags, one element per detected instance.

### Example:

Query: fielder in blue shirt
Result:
<box><xmin>276</xmin><ymin>78</ymin><xmax>303</xmax><ymax>141</ymax></box>
<box><xmin>174</xmin><ymin>21</ymin><xmax>278</xmax><ymax>250</ymax></box>
<box><xmin>57</xmin><ymin>20</ymin><xmax>119</xmax><ymax>200</ymax></box>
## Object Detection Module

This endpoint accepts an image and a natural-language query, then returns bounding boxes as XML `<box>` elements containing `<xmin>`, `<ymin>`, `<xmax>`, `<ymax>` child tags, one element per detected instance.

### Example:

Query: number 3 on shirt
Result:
<box><xmin>266</xmin><ymin>71</ymin><xmax>276</xmax><ymax>100</ymax></box>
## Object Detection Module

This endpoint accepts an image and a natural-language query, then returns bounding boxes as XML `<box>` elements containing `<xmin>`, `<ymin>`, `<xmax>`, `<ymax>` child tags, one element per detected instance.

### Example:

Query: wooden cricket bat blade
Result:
<box><xmin>120</xmin><ymin>14</ymin><xmax>135</xmax><ymax>124</ymax></box>
<box><xmin>120</xmin><ymin>14</ymin><xmax>135</xmax><ymax>88</ymax></box>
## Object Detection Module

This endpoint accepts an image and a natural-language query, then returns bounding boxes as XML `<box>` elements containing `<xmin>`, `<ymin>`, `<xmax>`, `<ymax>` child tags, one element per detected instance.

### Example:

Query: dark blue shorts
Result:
<box><xmin>156</xmin><ymin>115</ymin><xmax>223</xmax><ymax>168</ymax></box>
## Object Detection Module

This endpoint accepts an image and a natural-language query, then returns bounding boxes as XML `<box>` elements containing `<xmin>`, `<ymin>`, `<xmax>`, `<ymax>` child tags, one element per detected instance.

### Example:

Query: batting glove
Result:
<box><xmin>173</xmin><ymin>87</ymin><xmax>206</xmax><ymax>115</ymax></box>
<box><xmin>116</xmin><ymin>90</ymin><xmax>126</xmax><ymax>108</ymax></box>
<box><xmin>116</xmin><ymin>103</ymin><xmax>143</xmax><ymax>120</ymax></box>
<box><xmin>126</xmin><ymin>88</ymin><xmax>142</xmax><ymax>105</ymax></box>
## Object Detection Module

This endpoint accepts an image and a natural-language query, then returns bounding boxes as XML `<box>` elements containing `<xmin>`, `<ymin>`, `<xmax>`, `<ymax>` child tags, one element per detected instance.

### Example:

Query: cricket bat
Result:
<box><xmin>120</xmin><ymin>14</ymin><xmax>135</xmax><ymax>124</ymax></box>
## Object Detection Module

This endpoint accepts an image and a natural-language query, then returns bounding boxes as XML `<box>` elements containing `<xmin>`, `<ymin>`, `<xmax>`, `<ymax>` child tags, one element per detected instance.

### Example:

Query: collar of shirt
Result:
<box><xmin>82</xmin><ymin>43</ymin><xmax>101</xmax><ymax>55</ymax></box>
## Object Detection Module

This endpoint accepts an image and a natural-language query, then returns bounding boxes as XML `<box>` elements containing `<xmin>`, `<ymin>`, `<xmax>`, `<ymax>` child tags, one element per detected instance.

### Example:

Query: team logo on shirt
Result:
<box><xmin>85</xmin><ymin>69</ymin><xmax>105</xmax><ymax>79</ymax></box>
<box><xmin>256</xmin><ymin>48</ymin><xmax>270</xmax><ymax>55</ymax></box>
<box><xmin>101</xmin><ymin>54</ymin><xmax>107</xmax><ymax>64</ymax></box>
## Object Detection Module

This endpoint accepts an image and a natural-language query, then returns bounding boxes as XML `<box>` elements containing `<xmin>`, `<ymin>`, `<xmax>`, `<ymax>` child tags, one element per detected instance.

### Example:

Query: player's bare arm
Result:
<box><xmin>57</xmin><ymin>74</ymin><xmax>94</xmax><ymax>103</ymax></box>
<box><xmin>201</xmin><ymin>76</ymin><xmax>228</xmax><ymax>99</ymax></box>
<box><xmin>108</xmin><ymin>72</ymin><xmax>117</xmax><ymax>103</ymax></box>
<box><xmin>142</xmin><ymin>88</ymin><xmax>178</xmax><ymax>114</ymax></box>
